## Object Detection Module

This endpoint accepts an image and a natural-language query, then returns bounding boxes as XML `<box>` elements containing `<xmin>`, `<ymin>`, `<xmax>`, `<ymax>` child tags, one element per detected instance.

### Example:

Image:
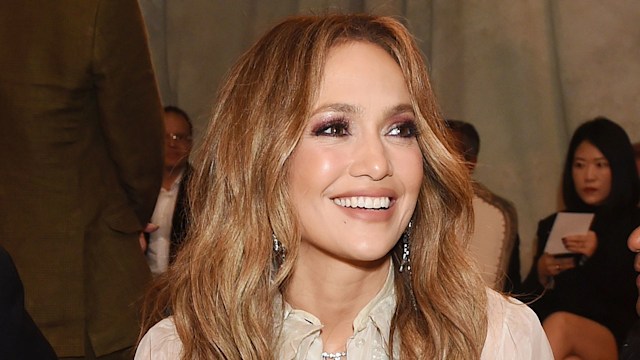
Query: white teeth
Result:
<box><xmin>333</xmin><ymin>196</ymin><xmax>390</xmax><ymax>209</ymax></box>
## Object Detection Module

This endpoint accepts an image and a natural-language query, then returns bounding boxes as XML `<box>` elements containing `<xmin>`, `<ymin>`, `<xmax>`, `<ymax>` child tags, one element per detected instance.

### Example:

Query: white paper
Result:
<box><xmin>543</xmin><ymin>212</ymin><xmax>594</xmax><ymax>255</ymax></box>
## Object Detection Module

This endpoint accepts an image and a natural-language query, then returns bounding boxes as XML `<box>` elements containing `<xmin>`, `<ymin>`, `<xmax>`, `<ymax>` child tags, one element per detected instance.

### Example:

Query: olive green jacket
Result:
<box><xmin>0</xmin><ymin>0</ymin><xmax>164</xmax><ymax>356</ymax></box>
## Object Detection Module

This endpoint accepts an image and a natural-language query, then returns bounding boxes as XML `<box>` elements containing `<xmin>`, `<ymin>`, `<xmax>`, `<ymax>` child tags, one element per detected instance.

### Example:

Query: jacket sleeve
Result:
<box><xmin>520</xmin><ymin>215</ymin><xmax>556</xmax><ymax>299</ymax></box>
<box><xmin>92</xmin><ymin>0</ymin><xmax>164</xmax><ymax>224</ymax></box>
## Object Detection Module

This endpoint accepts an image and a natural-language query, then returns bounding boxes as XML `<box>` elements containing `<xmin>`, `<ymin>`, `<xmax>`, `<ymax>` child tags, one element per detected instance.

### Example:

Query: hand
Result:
<box><xmin>537</xmin><ymin>252</ymin><xmax>575</xmax><ymax>281</ymax></box>
<box><xmin>139</xmin><ymin>223</ymin><xmax>159</xmax><ymax>253</ymax></box>
<box><xmin>562</xmin><ymin>230</ymin><xmax>597</xmax><ymax>257</ymax></box>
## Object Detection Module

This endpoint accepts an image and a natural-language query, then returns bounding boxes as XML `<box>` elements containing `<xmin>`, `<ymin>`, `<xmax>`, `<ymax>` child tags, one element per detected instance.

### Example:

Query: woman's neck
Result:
<box><xmin>284</xmin><ymin>249</ymin><xmax>390</xmax><ymax>353</ymax></box>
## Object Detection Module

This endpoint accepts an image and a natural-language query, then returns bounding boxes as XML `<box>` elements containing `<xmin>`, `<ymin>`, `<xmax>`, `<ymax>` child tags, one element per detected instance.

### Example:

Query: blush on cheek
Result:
<box><xmin>319</xmin><ymin>157</ymin><xmax>338</xmax><ymax>174</ymax></box>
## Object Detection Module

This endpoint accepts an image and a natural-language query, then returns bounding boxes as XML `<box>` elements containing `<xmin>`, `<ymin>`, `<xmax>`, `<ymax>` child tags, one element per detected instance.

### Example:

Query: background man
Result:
<box><xmin>446</xmin><ymin>119</ymin><xmax>521</xmax><ymax>292</ymax></box>
<box><xmin>0</xmin><ymin>1</ymin><xmax>164</xmax><ymax>357</ymax></box>
<box><xmin>146</xmin><ymin>106</ymin><xmax>193</xmax><ymax>275</ymax></box>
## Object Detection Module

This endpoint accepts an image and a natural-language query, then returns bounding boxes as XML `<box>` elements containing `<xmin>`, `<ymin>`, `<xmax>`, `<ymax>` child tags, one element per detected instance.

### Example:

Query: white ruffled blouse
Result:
<box><xmin>136</xmin><ymin>269</ymin><xmax>553</xmax><ymax>359</ymax></box>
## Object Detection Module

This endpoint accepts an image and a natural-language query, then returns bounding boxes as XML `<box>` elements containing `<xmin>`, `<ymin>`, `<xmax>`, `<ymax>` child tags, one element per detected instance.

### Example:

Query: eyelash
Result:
<box><xmin>313</xmin><ymin>118</ymin><xmax>350</xmax><ymax>137</ymax></box>
<box><xmin>311</xmin><ymin>118</ymin><xmax>418</xmax><ymax>138</ymax></box>
<box><xmin>389</xmin><ymin>120</ymin><xmax>418</xmax><ymax>138</ymax></box>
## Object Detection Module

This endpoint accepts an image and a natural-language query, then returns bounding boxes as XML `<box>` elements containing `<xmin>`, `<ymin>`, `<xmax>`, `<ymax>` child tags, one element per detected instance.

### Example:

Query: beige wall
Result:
<box><xmin>140</xmin><ymin>0</ymin><xmax>640</xmax><ymax>278</ymax></box>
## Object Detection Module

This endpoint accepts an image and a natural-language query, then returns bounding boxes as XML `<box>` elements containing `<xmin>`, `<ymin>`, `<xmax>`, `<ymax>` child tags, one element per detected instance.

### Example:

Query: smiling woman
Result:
<box><xmin>136</xmin><ymin>13</ymin><xmax>552</xmax><ymax>360</ymax></box>
<box><xmin>287</xmin><ymin>42</ymin><xmax>423</xmax><ymax>270</ymax></box>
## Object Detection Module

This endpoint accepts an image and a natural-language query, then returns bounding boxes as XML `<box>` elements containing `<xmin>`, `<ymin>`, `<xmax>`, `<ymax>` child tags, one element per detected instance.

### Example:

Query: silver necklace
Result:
<box><xmin>321</xmin><ymin>351</ymin><xmax>347</xmax><ymax>359</ymax></box>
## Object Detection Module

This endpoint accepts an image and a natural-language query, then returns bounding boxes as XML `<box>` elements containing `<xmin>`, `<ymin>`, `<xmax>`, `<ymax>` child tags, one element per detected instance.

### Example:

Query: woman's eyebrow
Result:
<box><xmin>311</xmin><ymin>103</ymin><xmax>360</xmax><ymax>116</ymax></box>
<box><xmin>385</xmin><ymin>104</ymin><xmax>414</xmax><ymax>117</ymax></box>
<box><xmin>574</xmin><ymin>156</ymin><xmax>607</xmax><ymax>161</ymax></box>
<box><xmin>311</xmin><ymin>103</ymin><xmax>414</xmax><ymax>117</ymax></box>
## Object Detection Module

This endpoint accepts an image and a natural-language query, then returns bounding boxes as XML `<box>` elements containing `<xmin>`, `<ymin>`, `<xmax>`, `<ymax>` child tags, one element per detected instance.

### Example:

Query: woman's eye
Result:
<box><xmin>596</xmin><ymin>161</ymin><xmax>609</xmax><ymax>168</ymax></box>
<box><xmin>388</xmin><ymin>121</ymin><xmax>418</xmax><ymax>138</ymax></box>
<box><xmin>314</xmin><ymin>120</ymin><xmax>350</xmax><ymax>137</ymax></box>
<box><xmin>573</xmin><ymin>162</ymin><xmax>585</xmax><ymax>169</ymax></box>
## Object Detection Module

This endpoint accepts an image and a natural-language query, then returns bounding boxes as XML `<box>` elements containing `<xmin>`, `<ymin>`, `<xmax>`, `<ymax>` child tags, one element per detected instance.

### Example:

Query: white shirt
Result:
<box><xmin>146</xmin><ymin>171</ymin><xmax>183</xmax><ymax>275</ymax></box>
<box><xmin>136</xmin><ymin>268</ymin><xmax>553</xmax><ymax>359</ymax></box>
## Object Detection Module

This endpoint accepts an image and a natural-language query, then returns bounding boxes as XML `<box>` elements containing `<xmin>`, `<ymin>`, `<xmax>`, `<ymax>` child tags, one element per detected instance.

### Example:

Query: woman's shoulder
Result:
<box><xmin>135</xmin><ymin>317</ymin><xmax>183</xmax><ymax>360</ymax></box>
<box><xmin>485</xmin><ymin>289</ymin><xmax>540</xmax><ymax>327</ymax></box>
<box><xmin>538</xmin><ymin>212</ymin><xmax>559</xmax><ymax>230</ymax></box>
<box><xmin>481</xmin><ymin>289</ymin><xmax>553</xmax><ymax>359</ymax></box>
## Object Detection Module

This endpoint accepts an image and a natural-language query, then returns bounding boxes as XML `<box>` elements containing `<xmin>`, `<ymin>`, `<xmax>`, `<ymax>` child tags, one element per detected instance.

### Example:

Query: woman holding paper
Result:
<box><xmin>521</xmin><ymin>117</ymin><xmax>640</xmax><ymax>359</ymax></box>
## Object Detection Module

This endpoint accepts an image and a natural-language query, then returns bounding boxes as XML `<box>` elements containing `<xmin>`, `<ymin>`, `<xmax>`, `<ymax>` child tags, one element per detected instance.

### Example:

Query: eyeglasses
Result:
<box><xmin>165</xmin><ymin>133</ymin><xmax>192</xmax><ymax>145</ymax></box>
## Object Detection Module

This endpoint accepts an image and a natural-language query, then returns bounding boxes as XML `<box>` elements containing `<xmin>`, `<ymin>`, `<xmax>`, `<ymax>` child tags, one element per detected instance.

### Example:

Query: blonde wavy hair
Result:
<box><xmin>140</xmin><ymin>13</ymin><xmax>487</xmax><ymax>359</ymax></box>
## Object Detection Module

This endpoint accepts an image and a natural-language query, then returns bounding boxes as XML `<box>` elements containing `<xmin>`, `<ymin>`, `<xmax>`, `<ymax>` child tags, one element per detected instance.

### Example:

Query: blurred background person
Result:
<box><xmin>520</xmin><ymin>117</ymin><xmax>640</xmax><ymax>360</ymax></box>
<box><xmin>0</xmin><ymin>245</ymin><xmax>56</xmax><ymax>360</ymax></box>
<box><xmin>622</xmin><ymin>226</ymin><xmax>640</xmax><ymax>359</ymax></box>
<box><xmin>446</xmin><ymin>119</ymin><xmax>521</xmax><ymax>292</ymax></box>
<box><xmin>146</xmin><ymin>106</ymin><xmax>193</xmax><ymax>275</ymax></box>
<box><xmin>0</xmin><ymin>0</ymin><xmax>164</xmax><ymax>358</ymax></box>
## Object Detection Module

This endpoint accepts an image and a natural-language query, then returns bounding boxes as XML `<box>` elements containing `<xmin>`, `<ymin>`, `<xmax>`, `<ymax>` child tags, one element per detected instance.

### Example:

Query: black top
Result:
<box><xmin>621</xmin><ymin>320</ymin><xmax>640</xmax><ymax>360</ymax></box>
<box><xmin>0</xmin><ymin>246</ymin><xmax>57</xmax><ymax>359</ymax></box>
<box><xmin>520</xmin><ymin>207</ymin><xmax>640</xmax><ymax>347</ymax></box>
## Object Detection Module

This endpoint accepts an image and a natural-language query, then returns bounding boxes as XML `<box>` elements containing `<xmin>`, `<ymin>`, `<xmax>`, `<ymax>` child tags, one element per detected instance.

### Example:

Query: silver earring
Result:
<box><xmin>399</xmin><ymin>220</ymin><xmax>412</xmax><ymax>273</ymax></box>
<box><xmin>272</xmin><ymin>233</ymin><xmax>286</xmax><ymax>265</ymax></box>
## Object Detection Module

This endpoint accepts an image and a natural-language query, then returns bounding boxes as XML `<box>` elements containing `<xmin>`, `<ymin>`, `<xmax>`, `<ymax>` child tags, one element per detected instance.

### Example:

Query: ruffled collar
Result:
<box><xmin>278</xmin><ymin>264</ymin><xmax>398</xmax><ymax>360</ymax></box>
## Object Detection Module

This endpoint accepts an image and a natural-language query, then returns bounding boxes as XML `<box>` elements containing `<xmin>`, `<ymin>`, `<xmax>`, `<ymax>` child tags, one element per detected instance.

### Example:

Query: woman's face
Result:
<box><xmin>572</xmin><ymin>140</ymin><xmax>612</xmax><ymax>206</ymax></box>
<box><xmin>163</xmin><ymin>111</ymin><xmax>192</xmax><ymax>170</ymax></box>
<box><xmin>627</xmin><ymin>226</ymin><xmax>640</xmax><ymax>314</ymax></box>
<box><xmin>288</xmin><ymin>41</ymin><xmax>423</xmax><ymax>266</ymax></box>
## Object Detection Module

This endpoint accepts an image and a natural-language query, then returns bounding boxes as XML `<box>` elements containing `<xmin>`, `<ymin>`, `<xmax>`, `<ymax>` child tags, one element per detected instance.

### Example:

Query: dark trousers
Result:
<box><xmin>620</xmin><ymin>320</ymin><xmax>640</xmax><ymax>360</ymax></box>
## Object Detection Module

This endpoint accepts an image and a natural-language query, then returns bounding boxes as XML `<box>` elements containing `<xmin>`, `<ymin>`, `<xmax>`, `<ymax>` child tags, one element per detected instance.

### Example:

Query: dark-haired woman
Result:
<box><xmin>521</xmin><ymin>117</ymin><xmax>640</xmax><ymax>360</ymax></box>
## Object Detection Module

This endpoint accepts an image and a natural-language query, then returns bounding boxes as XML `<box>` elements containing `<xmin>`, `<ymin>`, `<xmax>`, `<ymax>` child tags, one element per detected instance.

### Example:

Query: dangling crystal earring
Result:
<box><xmin>272</xmin><ymin>233</ymin><xmax>286</xmax><ymax>265</ymax></box>
<box><xmin>399</xmin><ymin>220</ymin><xmax>412</xmax><ymax>273</ymax></box>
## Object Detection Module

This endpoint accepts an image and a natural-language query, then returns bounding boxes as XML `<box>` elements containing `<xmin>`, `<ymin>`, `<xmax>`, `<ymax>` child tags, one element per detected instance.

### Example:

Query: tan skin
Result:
<box><xmin>284</xmin><ymin>258</ymin><xmax>390</xmax><ymax>352</ymax></box>
<box><xmin>544</xmin><ymin>312</ymin><xmax>617</xmax><ymax>360</ymax></box>
<box><xmin>285</xmin><ymin>42</ymin><xmax>422</xmax><ymax>354</ymax></box>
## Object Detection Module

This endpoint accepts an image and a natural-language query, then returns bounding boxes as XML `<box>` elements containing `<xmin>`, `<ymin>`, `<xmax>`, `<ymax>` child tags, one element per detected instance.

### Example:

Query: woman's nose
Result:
<box><xmin>584</xmin><ymin>164</ymin><xmax>596</xmax><ymax>180</ymax></box>
<box><xmin>348</xmin><ymin>135</ymin><xmax>393</xmax><ymax>180</ymax></box>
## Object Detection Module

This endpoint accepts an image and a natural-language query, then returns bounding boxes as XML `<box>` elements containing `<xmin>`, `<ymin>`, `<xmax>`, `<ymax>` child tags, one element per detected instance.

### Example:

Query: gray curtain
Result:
<box><xmin>139</xmin><ymin>0</ymin><xmax>640</xmax><ymax>279</ymax></box>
